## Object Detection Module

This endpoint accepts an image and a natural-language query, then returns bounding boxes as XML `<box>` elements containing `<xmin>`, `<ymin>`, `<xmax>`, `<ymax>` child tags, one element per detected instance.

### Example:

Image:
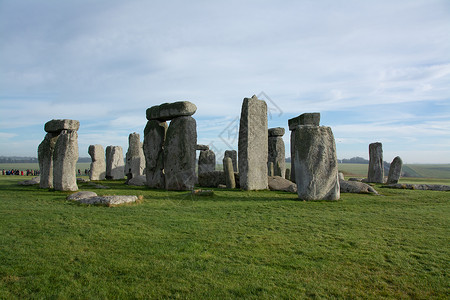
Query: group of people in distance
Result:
<box><xmin>1</xmin><ymin>169</ymin><xmax>40</xmax><ymax>176</ymax></box>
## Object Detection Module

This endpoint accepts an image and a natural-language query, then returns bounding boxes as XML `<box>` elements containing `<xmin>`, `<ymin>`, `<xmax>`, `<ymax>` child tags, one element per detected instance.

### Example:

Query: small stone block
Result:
<box><xmin>288</xmin><ymin>113</ymin><xmax>320</xmax><ymax>130</ymax></box>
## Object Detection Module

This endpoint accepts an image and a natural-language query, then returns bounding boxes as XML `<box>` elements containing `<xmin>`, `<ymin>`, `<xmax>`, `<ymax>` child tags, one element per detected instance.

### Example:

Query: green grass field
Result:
<box><xmin>0</xmin><ymin>176</ymin><xmax>449</xmax><ymax>298</ymax></box>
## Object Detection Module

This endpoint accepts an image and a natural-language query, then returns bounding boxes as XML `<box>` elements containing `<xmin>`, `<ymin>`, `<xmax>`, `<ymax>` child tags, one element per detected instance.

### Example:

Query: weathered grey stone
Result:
<box><xmin>196</xmin><ymin>144</ymin><xmax>209</xmax><ymax>151</ymax></box>
<box><xmin>45</xmin><ymin>119</ymin><xmax>80</xmax><ymax>133</ymax></box>
<box><xmin>67</xmin><ymin>191</ymin><xmax>98</xmax><ymax>201</ymax></box>
<box><xmin>338</xmin><ymin>172</ymin><xmax>345</xmax><ymax>181</ymax></box>
<box><xmin>383</xmin><ymin>183</ymin><xmax>450</xmax><ymax>191</ymax></box>
<box><xmin>285</xmin><ymin>168</ymin><xmax>291</xmax><ymax>180</ymax></box>
<box><xmin>106</xmin><ymin>146</ymin><xmax>125</xmax><ymax>180</ymax></box>
<box><xmin>127</xmin><ymin>175</ymin><xmax>146</xmax><ymax>186</ymax></box>
<box><xmin>164</xmin><ymin>116</ymin><xmax>197</xmax><ymax>190</ymax></box>
<box><xmin>294</xmin><ymin>125</ymin><xmax>340</xmax><ymax>200</ymax></box>
<box><xmin>289</xmin><ymin>131</ymin><xmax>296</xmax><ymax>184</ymax></box>
<box><xmin>146</xmin><ymin>101</ymin><xmax>197</xmax><ymax>121</ymax></box>
<box><xmin>268</xmin><ymin>127</ymin><xmax>285</xmax><ymax>137</ymax></box>
<box><xmin>198</xmin><ymin>150</ymin><xmax>216</xmax><ymax>175</ymax></box>
<box><xmin>88</xmin><ymin>144</ymin><xmax>106</xmax><ymax>180</ymax></box>
<box><xmin>125</xmin><ymin>133</ymin><xmax>145</xmax><ymax>179</ymax></box>
<box><xmin>53</xmin><ymin>130</ymin><xmax>78</xmax><ymax>191</ymax></box>
<box><xmin>143</xmin><ymin>120</ymin><xmax>167</xmax><ymax>189</ymax></box>
<box><xmin>288</xmin><ymin>113</ymin><xmax>320</xmax><ymax>131</ymax></box>
<box><xmin>198</xmin><ymin>171</ymin><xmax>226</xmax><ymax>187</ymax></box>
<box><xmin>38</xmin><ymin>132</ymin><xmax>58</xmax><ymax>188</ymax></box>
<box><xmin>223</xmin><ymin>157</ymin><xmax>236</xmax><ymax>189</ymax></box>
<box><xmin>268</xmin><ymin>162</ymin><xmax>274</xmax><ymax>176</ymax></box>
<box><xmin>368</xmin><ymin>142</ymin><xmax>384</xmax><ymax>183</ymax></box>
<box><xmin>387</xmin><ymin>156</ymin><xmax>403</xmax><ymax>184</ymax></box>
<box><xmin>268</xmin><ymin>176</ymin><xmax>297</xmax><ymax>193</ymax></box>
<box><xmin>18</xmin><ymin>177</ymin><xmax>40</xmax><ymax>186</ymax></box>
<box><xmin>339</xmin><ymin>180</ymin><xmax>379</xmax><ymax>194</ymax></box>
<box><xmin>224</xmin><ymin>150</ymin><xmax>238</xmax><ymax>172</ymax></box>
<box><xmin>72</xmin><ymin>195</ymin><xmax>138</xmax><ymax>206</ymax></box>
<box><xmin>268</xmin><ymin>132</ymin><xmax>286</xmax><ymax>178</ymax></box>
<box><xmin>238</xmin><ymin>95</ymin><xmax>268</xmax><ymax>190</ymax></box>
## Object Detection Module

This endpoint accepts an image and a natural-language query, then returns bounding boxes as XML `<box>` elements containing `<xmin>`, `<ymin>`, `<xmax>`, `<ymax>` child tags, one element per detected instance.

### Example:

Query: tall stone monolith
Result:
<box><xmin>125</xmin><ymin>132</ymin><xmax>145</xmax><ymax>179</ymax></box>
<box><xmin>106</xmin><ymin>146</ymin><xmax>125</xmax><ymax>180</ymax></box>
<box><xmin>53</xmin><ymin>130</ymin><xmax>79</xmax><ymax>191</ymax></box>
<box><xmin>143</xmin><ymin>120</ymin><xmax>167</xmax><ymax>189</ymax></box>
<box><xmin>88</xmin><ymin>144</ymin><xmax>106</xmax><ymax>180</ymax></box>
<box><xmin>387</xmin><ymin>156</ymin><xmax>403</xmax><ymax>184</ymax></box>
<box><xmin>268</xmin><ymin>127</ymin><xmax>286</xmax><ymax>178</ymax></box>
<box><xmin>224</xmin><ymin>150</ymin><xmax>238</xmax><ymax>172</ymax></box>
<box><xmin>164</xmin><ymin>116</ymin><xmax>197</xmax><ymax>190</ymax></box>
<box><xmin>368</xmin><ymin>142</ymin><xmax>384</xmax><ymax>183</ymax></box>
<box><xmin>238</xmin><ymin>95</ymin><xmax>268</xmax><ymax>190</ymax></box>
<box><xmin>198</xmin><ymin>150</ymin><xmax>216</xmax><ymax>175</ymax></box>
<box><xmin>38</xmin><ymin>132</ymin><xmax>58</xmax><ymax>188</ymax></box>
<box><xmin>223</xmin><ymin>156</ymin><xmax>236</xmax><ymax>189</ymax></box>
<box><xmin>294</xmin><ymin>125</ymin><xmax>340</xmax><ymax>200</ymax></box>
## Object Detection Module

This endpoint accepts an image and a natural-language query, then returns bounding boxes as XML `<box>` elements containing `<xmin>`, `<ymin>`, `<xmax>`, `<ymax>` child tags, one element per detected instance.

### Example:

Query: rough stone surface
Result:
<box><xmin>268</xmin><ymin>127</ymin><xmax>285</xmax><ymax>137</ymax></box>
<box><xmin>146</xmin><ymin>101</ymin><xmax>197</xmax><ymax>121</ymax></box>
<box><xmin>38</xmin><ymin>132</ymin><xmax>59</xmax><ymax>188</ymax></box>
<box><xmin>268</xmin><ymin>162</ymin><xmax>274</xmax><ymax>176</ymax></box>
<box><xmin>198</xmin><ymin>171</ymin><xmax>226</xmax><ymax>187</ymax></box>
<box><xmin>198</xmin><ymin>150</ymin><xmax>216</xmax><ymax>175</ymax></box>
<box><xmin>45</xmin><ymin>119</ymin><xmax>80</xmax><ymax>133</ymax></box>
<box><xmin>288</xmin><ymin>113</ymin><xmax>320</xmax><ymax>131</ymax></box>
<box><xmin>125</xmin><ymin>133</ymin><xmax>145</xmax><ymax>179</ymax></box>
<box><xmin>289</xmin><ymin>130</ymin><xmax>296</xmax><ymax>184</ymax></box>
<box><xmin>238</xmin><ymin>95</ymin><xmax>268</xmax><ymax>190</ymax></box>
<box><xmin>339</xmin><ymin>180</ymin><xmax>379</xmax><ymax>194</ymax></box>
<box><xmin>368</xmin><ymin>142</ymin><xmax>384</xmax><ymax>183</ymax></box>
<box><xmin>127</xmin><ymin>175</ymin><xmax>146</xmax><ymax>186</ymax></box>
<box><xmin>268</xmin><ymin>134</ymin><xmax>286</xmax><ymax>178</ymax></box>
<box><xmin>383</xmin><ymin>183</ymin><xmax>450</xmax><ymax>191</ymax></box>
<box><xmin>72</xmin><ymin>195</ymin><xmax>138</xmax><ymax>206</ymax></box>
<box><xmin>224</xmin><ymin>150</ymin><xmax>238</xmax><ymax>172</ymax></box>
<box><xmin>223</xmin><ymin>157</ymin><xmax>236</xmax><ymax>189</ymax></box>
<box><xmin>18</xmin><ymin>177</ymin><xmax>40</xmax><ymax>186</ymax></box>
<box><xmin>53</xmin><ymin>130</ymin><xmax>79</xmax><ymax>191</ymax></box>
<box><xmin>285</xmin><ymin>168</ymin><xmax>291</xmax><ymax>180</ymax></box>
<box><xmin>268</xmin><ymin>176</ymin><xmax>297</xmax><ymax>193</ymax></box>
<box><xmin>338</xmin><ymin>172</ymin><xmax>345</xmax><ymax>181</ymax></box>
<box><xmin>88</xmin><ymin>144</ymin><xmax>106</xmax><ymax>180</ymax></box>
<box><xmin>294</xmin><ymin>125</ymin><xmax>340</xmax><ymax>200</ymax></box>
<box><xmin>143</xmin><ymin>120</ymin><xmax>167</xmax><ymax>189</ymax></box>
<box><xmin>387</xmin><ymin>156</ymin><xmax>403</xmax><ymax>184</ymax></box>
<box><xmin>106</xmin><ymin>146</ymin><xmax>125</xmax><ymax>180</ymax></box>
<box><xmin>196</xmin><ymin>144</ymin><xmax>209</xmax><ymax>151</ymax></box>
<box><xmin>67</xmin><ymin>191</ymin><xmax>98</xmax><ymax>201</ymax></box>
<box><xmin>164</xmin><ymin>116</ymin><xmax>197</xmax><ymax>190</ymax></box>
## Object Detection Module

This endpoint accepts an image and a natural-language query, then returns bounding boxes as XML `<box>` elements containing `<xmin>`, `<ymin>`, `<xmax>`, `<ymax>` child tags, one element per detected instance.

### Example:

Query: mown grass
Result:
<box><xmin>0</xmin><ymin>175</ymin><xmax>449</xmax><ymax>298</ymax></box>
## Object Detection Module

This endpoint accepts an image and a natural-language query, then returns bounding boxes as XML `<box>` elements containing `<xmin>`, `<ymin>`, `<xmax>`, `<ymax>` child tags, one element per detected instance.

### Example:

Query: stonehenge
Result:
<box><xmin>268</xmin><ymin>127</ymin><xmax>286</xmax><ymax>178</ymax></box>
<box><xmin>238</xmin><ymin>95</ymin><xmax>268</xmax><ymax>190</ymax></box>
<box><xmin>223</xmin><ymin>157</ymin><xmax>236</xmax><ymax>189</ymax></box>
<box><xmin>106</xmin><ymin>146</ymin><xmax>125</xmax><ymax>180</ymax></box>
<box><xmin>88</xmin><ymin>144</ymin><xmax>106</xmax><ymax>180</ymax></box>
<box><xmin>368</xmin><ymin>142</ymin><xmax>384</xmax><ymax>183</ymax></box>
<box><xmin>387</xmin><ymin>156</ymin><xmax>403</xmax><ymax>184</ymax></box>
<box><xmin>224</xmin><ymin>150</ymin><xmax>238</xmax><ymax>172</ymax></box>
<box><xmin>143</xmin><ymin>120</ymin><xmax>167</xmax><ymax>189</ymax></box>
<box><xmin>198</xmin><ymin>150</ymin><xmax>216</xmax><ymax>175</ymax></box>
<box><xmin>38</xmin><ymin>119</ymin><xmax>80</xmax><ymax>191</ymax></box>
<box><xmin>124</xmin><ymin>132</ymin><xmax>145</xmax><ymax>179</ymax></box>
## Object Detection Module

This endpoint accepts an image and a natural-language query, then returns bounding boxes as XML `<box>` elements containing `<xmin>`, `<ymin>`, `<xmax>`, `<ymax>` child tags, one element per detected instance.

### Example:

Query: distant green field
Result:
<box><xmin>0</xmin><ymin>163</ymin><xmax>91</xmax><ymax>172</ymax></box>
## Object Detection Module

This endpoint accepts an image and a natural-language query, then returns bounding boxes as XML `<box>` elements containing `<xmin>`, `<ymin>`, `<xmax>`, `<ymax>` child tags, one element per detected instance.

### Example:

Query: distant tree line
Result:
<box><xmin>0</xmin><ymin>156</ymin><xmax>91</xmax><ymax>163</ymax></box>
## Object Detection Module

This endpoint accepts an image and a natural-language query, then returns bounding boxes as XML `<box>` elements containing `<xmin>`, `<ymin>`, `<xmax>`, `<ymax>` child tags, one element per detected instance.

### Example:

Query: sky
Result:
<box><xmin>0</xmin><ymin>0</ymin><xmax>449</xmax><ymax>164</ymax></box>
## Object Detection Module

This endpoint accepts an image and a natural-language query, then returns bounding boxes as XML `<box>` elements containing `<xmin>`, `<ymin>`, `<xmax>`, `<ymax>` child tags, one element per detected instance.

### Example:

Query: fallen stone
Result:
<box><xmin>45</xmin><ymin>119</ymin><xmax>80</xmax><ymax>133</ymax></box>
<box><xmin>383</xmin><ymin>184</ymin><xmax>450</xmax><ymax>191</ymax></box>
<box><xmin>77</xmin><ymin>178</ymin><xmax>90</xmax><ymax>183</ymax></box>
<box><xmin>18</xmin><ymin>177</ymin><xmax>40</xmax><ymax>186</ymax></box>
<box><xmin>268</xmin><ymin>127</ymin><xmax>285</xmax><ymax>137</ymax></box>
<box><xmin>387</xmin><ymin>156</ymin><xmax>403</xmax><ymax>184</ymax></box>
<box><xmin>348</xmin><ymin>178</ymin><xmax>363</xmax><ymax>182</ymax></box>
<box><xmin>339</xmin><ymin>180</ymin><xmax>379</xmax><ymax>194</ymax></box>
<box><xmin>191</xmin><ymin>189</ymin><xmax>214</xmax><ymax>197</ymax></box>
<box><xmin>288</xmin><ymin>113</ymin><xmax>320</xmax><ymax>131</ymax></box>
<box><xmin>72</xmin><ymin>195</ymin><xmax>138</xmax><ymax>206</ymax></box>
<box><xmin>268</xmin><ymin>176</ymin><xmax>297</xmax><ymax>193</ymax></box>
<box><xmin>146</xmin><ymin>101</ymin><xmax>197</xmax><ymax>121</ymax></box>
<box><xmin>88</xmin><ymin>183</ymin><xmax>110</xmax><ymax>189</ymax></box>
<box><xmin>67</xmin><ymin>191</ymin><xmax>98</xmax><ymax>201</ymax></box>
<box><xmin>127</xmin><ymin>175</ymin><xmax>146</xmax><ymax>186</ymax></box>
<box><xmin>196</xmin><ymin>144</ymin><xmax>209</xmax><ymax>151</ymax></box>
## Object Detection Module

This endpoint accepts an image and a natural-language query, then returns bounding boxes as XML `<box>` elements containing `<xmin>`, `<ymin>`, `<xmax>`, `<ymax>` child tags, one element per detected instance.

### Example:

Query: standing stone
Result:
<box><xmin>143</xmin><ymin>120</ymin><xmax>167</xmax><ymax>189</ymax></box>
<box><xmin>38</xmin><ymin>133</ymin><xmax>59</xmax><ymax>188</ymax></box>
<box><xmin>198</xmin><ymin>150</ymin><xmax>216</xmax><ymax>175</ymax></box>
<box><xmin>268</xmin><ymin>162</ymin><xmax>274</xmax><ymax>176</ymax></box>
<box><xmin>238</xmin><ymin>95</ymin><xmax>268</xmax><ymax>190</ymax></box>
<box><xmin>125</xmin><ymin>133</ymin><xmax>145</xmax><ymax>179</ymax></box>
<box><xmin>387</xmin><ymin>156</ymin><xmax>403</xmax><ymax>184</ymax></box>
<box><xmin>268</xmin><ymin>127</ymin><xmax>286</xmax><ymax>178</ymax></box>
<box><xmin>53</xmin><ymin>130</ymin><xmax>78</xmax><ymax>191</ymax></box>
<box><xmin>285</xmin><ymin>168</ymin><xmax>291</xmax><ymax>180</ymax></box>
<box><xmin>294</xmin><ymin>125</ymin><xmax>340</xmax><ymax>200</ymax></box>
<box><xmin>368</xmin><ymin>142</ymin><xmax>384</xmax><ymax>183</ymax></box>
<box><xmin>223</xmin><ymin>157</ymin><xmax>236</xmax><ymax>188</ymax></box>
<box><xmin>88</xmin><ymin>144</ymin><xmax>106</xmax><ymax>180</ymax></box>
<box><xmin>224</xmin><ymin>150</ymin><xmax>238</xmax><ymax>172</ymax></box>
<box><xmin>106</xmin><ymin>146</ymin><xmax>125</xmax><ymax>180</ymax></box>
<box><xmin>164</xmin><ymin>116</ymin><xmax>197</xmax><ymax>190</ymax></box>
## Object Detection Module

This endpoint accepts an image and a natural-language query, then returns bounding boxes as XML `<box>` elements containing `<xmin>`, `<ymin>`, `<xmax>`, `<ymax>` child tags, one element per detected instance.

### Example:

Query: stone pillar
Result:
<box><xmin>268</xmin><ymin>162</ymin><xmax>274</xmax><ymax>176</ymax></box>
<box><xmin>268</xmin><ymin>127</ymin><xmax>286</xmax><ymax>178</ymax></box>
<box><xmin>238</xmin><ymin>95</ymin><xmax>268</xmax><ymax>190</ymax></box>
<box><xmin>125</xmin><ymin>132</ymin><xmax>145</xmax><ymax>179</ymax></box>
<box><xmin>224</xmin><ymin>150</ymin><xmax>238</xmax><ymax>172</ymax></box>
<box><xmin>288</xmin><ymin>113</ymin><xmax>320</xmax><ymax>184</ymax></box>
<box><xmin>143</xmin><ymin>120</ymin><xmax>167</xmax><ymax>189</ymax></box>
<box><xmin>164</xmin><ymin>116</ymin><xmax>197</xmax><ymax>190</ymax></box>
<box><xmin>88</xmin><ymin>144</ymin><xmax>106</xmax><ymax>180</ymax></box>
<box><xmin>285</xmin><ymin>168</ymin><xmax>291</xmax><ymax>180</ymax></box>
<box><xmin>294</xmin><ymin>125</ymin><xmax>340</xmax><ymax>201</ymax></box>
<box><xmin>387</xmin><ymin>156</ymin><xmax>402</xmax><ymax>184</ymax></box>
<box><xmin>368</xmin><ymin>142</ymin><xmax>384</xmax><ymax>183</ymax></box>
<box><xmin>223</xmin><ymin>156</ymin><xmax>236</xmax><ymax>188</ymax></box>
<box><xmin>38</xmin><ymin>132</ymin><xmax>58</xmax><ymax>188</ymax></box>
<box><xmin>106</xmin><ymin>146</ymin><xmax>125</xmax><ymax>180</ymax></box>
<box><xmin>198</xmin><ymin>150</ymin><xmax>215</xmax><ymax>175</ymax></box>
<box><xmin>53</xmin><ymin>130</ymin><xmax>79</xmax><ymax>191</ymax></box>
